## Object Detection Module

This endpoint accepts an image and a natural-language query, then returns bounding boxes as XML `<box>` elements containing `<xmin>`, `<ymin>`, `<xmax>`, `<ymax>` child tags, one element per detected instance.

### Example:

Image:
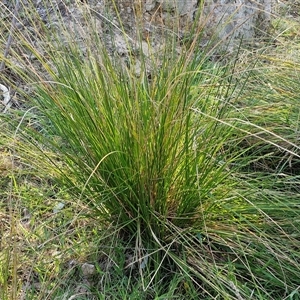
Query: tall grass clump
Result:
<box><xmin>18</xmin><ymin>0</ymin><xmax>242</xmax><ymax>271</ymax></box>
<box><xmin>1</xmin><ymin>0</ymin><xmax>300</xmax><ymax>298</ymax></box>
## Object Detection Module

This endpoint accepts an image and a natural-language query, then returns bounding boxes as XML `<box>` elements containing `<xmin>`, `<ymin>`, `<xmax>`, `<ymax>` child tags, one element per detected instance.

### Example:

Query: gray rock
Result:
<box><xmin>81</xmin><ymin>263</ymin><xmax>96</xmax><ymax>278</ymax></box>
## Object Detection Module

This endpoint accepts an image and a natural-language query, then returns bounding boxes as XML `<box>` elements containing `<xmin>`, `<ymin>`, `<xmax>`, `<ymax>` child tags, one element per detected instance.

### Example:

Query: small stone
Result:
<box><xmin>145</xmin><ymin>0</ymin><xmax>156</xmax><ymax>11</ymax></box>
<box><xmin>81</xmin><ymin>263</ymin><xmax>96</xmax><ymax>277</ymax></box>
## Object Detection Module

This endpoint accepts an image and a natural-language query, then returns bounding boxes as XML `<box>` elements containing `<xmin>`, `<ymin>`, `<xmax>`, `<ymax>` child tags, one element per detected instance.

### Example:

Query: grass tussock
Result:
<box><xmin>0</xmin><ymin>0</ymin><xmax>300</xmax><ymax>299</ymax></box>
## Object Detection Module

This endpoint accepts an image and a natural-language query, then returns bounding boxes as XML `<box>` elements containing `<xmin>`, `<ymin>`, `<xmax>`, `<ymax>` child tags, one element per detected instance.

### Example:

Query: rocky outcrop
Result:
<box><xmin>202</xmin><ymin>0</ymin><xmax>273</xmax><ymax>40</ymax></box>
<box><xmin>108</xmin><ymin>0</ymin><xmax>274</xmax><ymax>47</ymax></box>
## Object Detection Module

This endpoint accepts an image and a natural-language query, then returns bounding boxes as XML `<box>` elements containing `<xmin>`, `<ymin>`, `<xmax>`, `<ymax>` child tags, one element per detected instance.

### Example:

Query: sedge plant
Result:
<box><xmin>1</xmin><ymin>0</ymin><xmax>300</xmax><ymax>298</ymax></box>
